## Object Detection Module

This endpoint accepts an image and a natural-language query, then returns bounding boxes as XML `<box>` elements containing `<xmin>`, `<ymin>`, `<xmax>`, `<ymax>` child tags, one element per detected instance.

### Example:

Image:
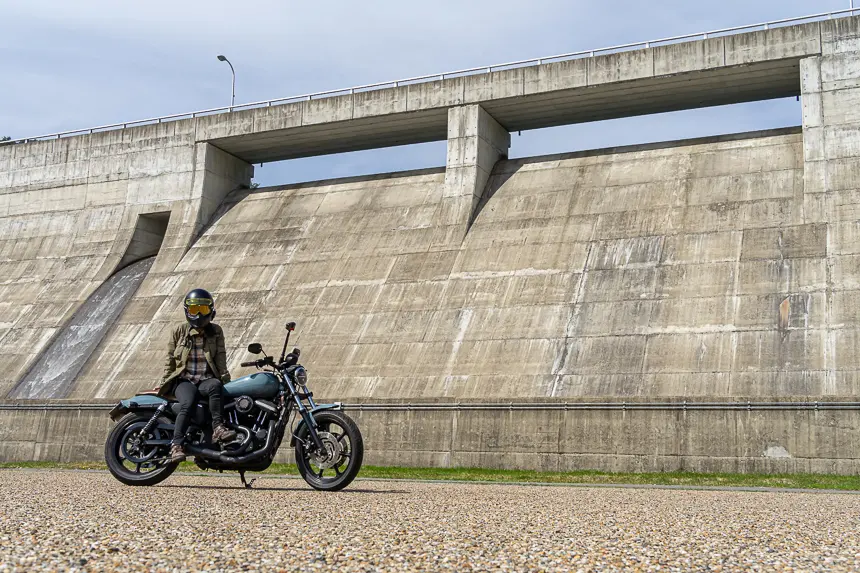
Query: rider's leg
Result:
<box><xmin>197</xmin><ymin>378</ymin><xmax>225</xmax><ymax>426</ymax></box>
<box><xmin>169</xmin><ymin>380</ymin><xmax>198</xmax><ymax>462</ymax></box>
<box><xmin>171</xmin><ymin>380</ymin><xmax>198</xmax><ymax>446</ymax></box>
<box><xmin>198</xmin><ymin>378</ymin><xmax>236</xmax><ymax>443</ymax></box>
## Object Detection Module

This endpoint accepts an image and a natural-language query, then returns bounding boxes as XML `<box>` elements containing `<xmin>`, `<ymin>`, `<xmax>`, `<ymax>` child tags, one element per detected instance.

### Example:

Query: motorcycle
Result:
<box><xmin>104</xmin><ymin>321</ymin><xmax>363</xmax><ymax>491</ymax></box>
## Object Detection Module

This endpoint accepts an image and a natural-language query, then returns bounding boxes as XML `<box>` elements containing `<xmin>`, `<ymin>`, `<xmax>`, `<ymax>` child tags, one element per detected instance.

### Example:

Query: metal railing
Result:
<box><xmin>1</xmin><ymin>401</ymin><xmax>857</xmax><ymax>412</ymax></box>
<box><xmin>6</xmin><ymin>7</ymin><xmax>859</xmax><ymax>146</ymax></box>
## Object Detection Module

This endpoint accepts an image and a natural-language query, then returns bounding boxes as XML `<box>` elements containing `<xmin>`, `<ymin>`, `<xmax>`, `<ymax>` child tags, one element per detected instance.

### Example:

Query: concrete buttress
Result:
<box><xmin>442</xmin><ymin>105</ymin><xmax>510</xmax><ymax>240</ymax></box>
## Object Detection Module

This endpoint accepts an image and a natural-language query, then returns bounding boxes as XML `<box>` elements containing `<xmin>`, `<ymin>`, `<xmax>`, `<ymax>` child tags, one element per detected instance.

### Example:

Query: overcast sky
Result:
<box><xmin>0</xmin><ymin>0</ymin><xmax>851</xmax><ymax>186</ymax></box>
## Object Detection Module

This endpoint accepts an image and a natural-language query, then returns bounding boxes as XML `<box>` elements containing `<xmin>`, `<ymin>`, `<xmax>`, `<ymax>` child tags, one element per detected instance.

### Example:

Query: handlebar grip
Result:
<box><xmin>240</xmin><ymin>361</ymin><xmax>256</xmax><ymax>367</ymax></box>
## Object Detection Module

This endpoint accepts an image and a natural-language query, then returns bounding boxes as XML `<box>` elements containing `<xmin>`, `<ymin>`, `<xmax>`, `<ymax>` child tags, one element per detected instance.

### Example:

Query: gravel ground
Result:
<box><xmin>1</xmin><ymin>471</ymin><xmax>859</xmax><ymax>572</ymax></box>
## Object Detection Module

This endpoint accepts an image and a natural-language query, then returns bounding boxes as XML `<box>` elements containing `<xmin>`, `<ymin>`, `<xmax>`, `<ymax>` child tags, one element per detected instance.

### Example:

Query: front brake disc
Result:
<box><xmin>310</xmin><ymin>431</ymin><xmax>343</xmax><ymax>469</ymax></box>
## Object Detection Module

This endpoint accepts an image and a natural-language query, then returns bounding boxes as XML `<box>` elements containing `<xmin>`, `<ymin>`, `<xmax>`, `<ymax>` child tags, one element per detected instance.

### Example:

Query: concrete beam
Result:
<box><xmin>205</xmin><ymin>57</ymin><xmax>804</xmax><ymax>164</ymax></box>
<box><xmin>5</xmin><ymin>16</ymin><xmax>847</xmax><ymax>167</ymax></box>
<box><xmin>193</xmin><ymin>18</ymin><xmax>836</xmax><ymax>163</ymax></box>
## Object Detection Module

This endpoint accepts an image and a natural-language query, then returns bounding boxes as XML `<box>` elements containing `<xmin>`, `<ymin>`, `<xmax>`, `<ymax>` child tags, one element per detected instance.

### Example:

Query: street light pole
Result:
<box><xmin>217</xmin><ymin>55</ymin><xmax>236</xmax><ymax>109</ymax></box>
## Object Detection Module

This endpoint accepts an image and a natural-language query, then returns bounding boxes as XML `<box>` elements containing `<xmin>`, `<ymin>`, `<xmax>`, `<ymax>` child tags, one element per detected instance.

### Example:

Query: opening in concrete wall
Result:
<box><xmin>117</xmin><ymin>211</ymin><xmax>170</xmax><ymax>271</ymax></box>
<box><xmin>7</xmin><ymin>212</ymin><xmax>171</xmax><ymax>399</ymax></box>
<box><xmin>250</xmin><ymin>140</ymin><xmax>446</xmax><ymax>187</ymax></box>
<box><xmin>508</xmin><ymin>98</ymin><xmax>801</xmax><ymax>159</ymax></box>
<box><xmin>248</xmin><ymin>99</ymin><xmax>799</xmax><ymax>187</ymax></box>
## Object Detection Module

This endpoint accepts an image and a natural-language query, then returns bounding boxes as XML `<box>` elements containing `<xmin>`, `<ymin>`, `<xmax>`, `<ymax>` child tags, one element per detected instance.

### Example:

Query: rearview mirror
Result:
<box><xmin>285</xmin><ymin>321</ymin><xmax>296</xmax><ymax>331</ymax></box>
<box><xmin>247</xmin><ymin>343</ymin><xmax>263</xmax><ymax>355</ymax></box>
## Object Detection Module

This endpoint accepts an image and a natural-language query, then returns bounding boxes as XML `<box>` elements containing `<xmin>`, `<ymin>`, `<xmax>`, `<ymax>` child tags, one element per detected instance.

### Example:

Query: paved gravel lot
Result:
<box><xmin>1</xmin><ymin>470</ymin><xmax>859</xmax><ymax>572</ymax></box>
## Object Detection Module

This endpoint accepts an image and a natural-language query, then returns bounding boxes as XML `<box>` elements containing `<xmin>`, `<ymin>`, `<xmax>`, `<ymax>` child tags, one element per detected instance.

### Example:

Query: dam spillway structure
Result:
<box><xmin>2</xmin><ymin>11</ymin><xmax>860</xmax><ymax>473</ymax></box>
<box><xmin>8</xmin><ymin>257</ymin><xmax>155</xmax><ymax>400</ymax></box>
<box><xmin>7</xmin><ymin>211</ymin><xmax>170</xmax><ymax>400</ymax></box>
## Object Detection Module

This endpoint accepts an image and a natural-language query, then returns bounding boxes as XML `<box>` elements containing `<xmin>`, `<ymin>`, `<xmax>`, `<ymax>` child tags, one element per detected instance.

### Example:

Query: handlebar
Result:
<box><xmin>241</xmin><ymin>357</ymin><xmax>275</xmax><ymax>368</ymax></box>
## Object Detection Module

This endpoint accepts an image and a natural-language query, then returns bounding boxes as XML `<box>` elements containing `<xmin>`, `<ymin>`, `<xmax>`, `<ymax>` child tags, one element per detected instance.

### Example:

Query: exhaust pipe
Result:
<box><xmin>185</xmin><ymin>421</ymin><xmax>277</xmax><ymax>464</ymax></box>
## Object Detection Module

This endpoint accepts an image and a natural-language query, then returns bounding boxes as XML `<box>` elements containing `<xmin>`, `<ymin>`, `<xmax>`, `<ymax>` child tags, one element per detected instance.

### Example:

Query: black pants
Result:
<box><xmin>171</xmin><ymin>378</ymin><xmax>225</xmax><ymax>446</ymax></box>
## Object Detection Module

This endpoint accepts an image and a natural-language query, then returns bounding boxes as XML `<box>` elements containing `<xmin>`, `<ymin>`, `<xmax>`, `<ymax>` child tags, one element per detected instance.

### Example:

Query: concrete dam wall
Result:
<box><xmin>2</xmin><ymin>15</ymin><xmax>860</xmax><ymax>472</ymax></box>
<box><xmin>73</xmin><ymin>129</ymin><xmax>811</xmax><ymax>402</ymax></box>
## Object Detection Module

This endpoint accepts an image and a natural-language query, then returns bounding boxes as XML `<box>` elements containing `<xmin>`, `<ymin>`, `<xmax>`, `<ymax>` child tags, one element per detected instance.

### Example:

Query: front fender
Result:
<box><xmin>289</xmin><ymin>403</ymin><xmax>342</xmax><ymax>447</ymax></box>
<box><xmin>109</xmin><ymin>394</ymin><xmax>170</xmax><ymax>421</ymax></box>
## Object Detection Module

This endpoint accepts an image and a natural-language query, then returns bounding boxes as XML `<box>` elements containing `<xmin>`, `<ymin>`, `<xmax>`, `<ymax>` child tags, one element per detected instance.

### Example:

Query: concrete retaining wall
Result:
<box><xmin>2</xmin><ymin>403</ymin><xmax>857</xmax><ymax>475</ymax></box>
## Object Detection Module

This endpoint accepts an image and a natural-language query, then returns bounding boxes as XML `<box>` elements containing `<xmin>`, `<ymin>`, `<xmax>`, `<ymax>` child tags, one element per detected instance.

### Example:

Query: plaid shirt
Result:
<box><xmin>182</xmin><ymin>334</ymin><xmax>213</xmax><ymax>383</ymax></box>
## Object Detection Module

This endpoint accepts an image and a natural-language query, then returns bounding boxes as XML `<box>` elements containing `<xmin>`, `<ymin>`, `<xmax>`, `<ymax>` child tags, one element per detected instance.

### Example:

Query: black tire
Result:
<box><xmin>294</xmin><ymin>411</ymin><xmax>363</xmax><ymax>491</ymax></box>
<box><xmin>105</xmin><ymin>413</ymin><xmax>179</xmax><ymax>486</ymax></box>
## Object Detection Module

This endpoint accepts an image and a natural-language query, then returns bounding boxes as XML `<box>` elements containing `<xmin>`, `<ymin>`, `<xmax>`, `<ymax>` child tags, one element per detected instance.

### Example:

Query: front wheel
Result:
<box><xmin>105</xmin><ymin>413</ymin><xmax>178</xmax><ymax>486</ymax></box>
<box><xmin>294</xmin><ymin>411</ymin><xmax>363</xmax><ymax>491</ymax></box>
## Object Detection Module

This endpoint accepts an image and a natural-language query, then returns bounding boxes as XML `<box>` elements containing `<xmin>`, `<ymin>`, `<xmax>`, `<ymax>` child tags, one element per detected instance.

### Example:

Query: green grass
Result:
<box><xmin>2</xmin><ymin>460</ymin><xmax>860</xmax><ymax>491</ymax></box>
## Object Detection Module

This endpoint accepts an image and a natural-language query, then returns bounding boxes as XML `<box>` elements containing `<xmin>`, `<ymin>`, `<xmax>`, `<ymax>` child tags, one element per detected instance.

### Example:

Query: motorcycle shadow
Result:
<box><xmin>155</xmin><ymin>483</ymin><xmax>408</xmax><ymax>494</ymax></box>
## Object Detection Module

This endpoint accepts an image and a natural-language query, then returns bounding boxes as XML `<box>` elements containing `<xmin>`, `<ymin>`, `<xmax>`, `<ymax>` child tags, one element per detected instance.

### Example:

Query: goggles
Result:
<box><xmin>185</xmin><ymin>298</ymin><xmax>213</xmax><ymax>316</ymax></box>
<box><xmin>186</xmin><ymin>304</ymin><xmax>211</xmax><ymax>316</ymax></box>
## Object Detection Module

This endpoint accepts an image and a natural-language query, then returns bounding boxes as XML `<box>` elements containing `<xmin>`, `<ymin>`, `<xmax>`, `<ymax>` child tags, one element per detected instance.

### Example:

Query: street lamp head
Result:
<box><xmin>216</xmin><ymin>54</ymin><xmax>235</xmax><ymax>108</ymax></box>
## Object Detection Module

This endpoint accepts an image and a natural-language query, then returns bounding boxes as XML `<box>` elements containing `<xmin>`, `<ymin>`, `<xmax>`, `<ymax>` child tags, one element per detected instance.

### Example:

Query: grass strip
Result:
<box><xmin>2</xmin><ymin>460</ymin><xmax>860</xmax><ymax>490</ymax></box>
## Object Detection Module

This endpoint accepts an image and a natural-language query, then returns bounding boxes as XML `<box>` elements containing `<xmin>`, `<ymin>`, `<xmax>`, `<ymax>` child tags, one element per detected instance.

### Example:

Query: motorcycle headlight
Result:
<box><xmin>295</xmin><ymin>366</ymin><xmax>308</xmax><ymax>386</ymax></box>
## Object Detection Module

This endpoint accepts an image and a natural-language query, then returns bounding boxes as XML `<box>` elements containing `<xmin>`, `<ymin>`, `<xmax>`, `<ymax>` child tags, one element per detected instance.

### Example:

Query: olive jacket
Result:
<box><xmin>158</xmin><ymin>322</ymin><xmax>231</xmax><ymax>396</ymax></box>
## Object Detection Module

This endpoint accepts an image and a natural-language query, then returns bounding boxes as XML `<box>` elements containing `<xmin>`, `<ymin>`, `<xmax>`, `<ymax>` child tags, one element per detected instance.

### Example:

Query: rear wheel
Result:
<box><xmin>294</xmin><ymin>411</ymin><xmax>363</xmax><ymax>491</ymax></box>
<box><xmin>105</xmin><ymin>413</ymin><xmax>178</xmax><ymax>486</ymax></box>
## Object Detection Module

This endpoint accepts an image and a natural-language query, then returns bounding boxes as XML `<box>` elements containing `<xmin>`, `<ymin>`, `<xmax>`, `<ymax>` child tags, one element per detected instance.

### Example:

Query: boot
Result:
<box><xmin>169</xmin><ymin>444</ymin><xmax>186</xmax><ymax>463</ymax></box>
<box><xmin>212</xmin><ymin>424</ymin><xmax>237</xmax><ymax>444</ymax></box>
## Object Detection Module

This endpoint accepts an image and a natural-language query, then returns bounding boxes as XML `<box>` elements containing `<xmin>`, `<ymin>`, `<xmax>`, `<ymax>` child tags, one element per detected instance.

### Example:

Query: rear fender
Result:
<box><xmin>289</xmin><ymin>403</ymin><xmax>343</xmax><ymax>447</ymax></box>
<box><xmin>109</xmin><ymin>394</ymin><xmax>170</xmax><ymax>421</ymax></box>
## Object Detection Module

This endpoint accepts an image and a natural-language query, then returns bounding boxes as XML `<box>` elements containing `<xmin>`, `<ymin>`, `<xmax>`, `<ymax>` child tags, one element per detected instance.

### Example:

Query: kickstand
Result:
<box><xmin>239</xmin><ymin>470</ymin><xmax>256</xmax><ymax>489</ymax></box>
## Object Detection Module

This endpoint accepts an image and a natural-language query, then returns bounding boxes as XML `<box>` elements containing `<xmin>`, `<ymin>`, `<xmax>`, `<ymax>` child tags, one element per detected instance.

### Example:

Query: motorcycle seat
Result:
<box><xmin>169</xmin><ymin>401</ymin><xmax>208</xmax><ymax>426</ymax></box>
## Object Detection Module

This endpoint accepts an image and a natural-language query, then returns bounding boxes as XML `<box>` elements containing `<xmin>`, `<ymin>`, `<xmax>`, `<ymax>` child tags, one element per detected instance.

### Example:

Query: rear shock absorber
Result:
<box><xmin>139</xmin><ymin>404</ymin><xmax>167</xmax><ymax>437</ymax></box>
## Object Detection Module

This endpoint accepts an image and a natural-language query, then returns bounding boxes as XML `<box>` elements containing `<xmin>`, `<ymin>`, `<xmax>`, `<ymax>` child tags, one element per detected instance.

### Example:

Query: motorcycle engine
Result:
<box><xmin>235</xmin><ymin>395</ymin><xmax>255</xmax><ymax>415</ymax></box>
<box><xmin>225</xmin><ymin>395</ymin><xmax>274</xmax><ymax>450</ymax></box>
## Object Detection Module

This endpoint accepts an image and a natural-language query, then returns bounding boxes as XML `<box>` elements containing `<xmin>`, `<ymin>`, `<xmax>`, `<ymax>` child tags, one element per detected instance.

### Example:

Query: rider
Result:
<box><xmin>160</xmin><ymin>288</ymin><xmax>237</xmax><ymax>463</ymax></box>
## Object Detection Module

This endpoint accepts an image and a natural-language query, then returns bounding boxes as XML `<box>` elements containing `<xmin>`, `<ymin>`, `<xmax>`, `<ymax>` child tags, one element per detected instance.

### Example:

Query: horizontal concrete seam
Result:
<box><xmin>343</xmin><ymin>402</ymin><xmax>857</xmax><ymax>411</ymax></box>
<box><xmin>1</xmin><ymin>401</ymin><xmax>858</xmax><ymax>412</ymax></box>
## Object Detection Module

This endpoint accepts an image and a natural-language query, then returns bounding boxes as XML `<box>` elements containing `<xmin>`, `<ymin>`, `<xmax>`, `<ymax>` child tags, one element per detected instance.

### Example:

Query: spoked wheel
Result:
<box><xmin>294</xmin><ymin>411</ymin><xmax>363</xmax><ymax>491</ymax></box>
<box><xmin>105</xmin><ymin>413</ymin><xmax>178</xmax><ymax>486</ymax></box>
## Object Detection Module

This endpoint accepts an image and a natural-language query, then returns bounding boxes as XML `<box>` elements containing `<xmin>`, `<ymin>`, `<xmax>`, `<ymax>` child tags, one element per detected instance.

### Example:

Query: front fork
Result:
<box><xmin>299</xmin><ymin>410</ymin><xmax>326</xmax><ymax>452</ymax></box>
<box><xmin>285</xmin><ymin>379</ymin><xmax>326</xmax><ymax>452</ymax></box>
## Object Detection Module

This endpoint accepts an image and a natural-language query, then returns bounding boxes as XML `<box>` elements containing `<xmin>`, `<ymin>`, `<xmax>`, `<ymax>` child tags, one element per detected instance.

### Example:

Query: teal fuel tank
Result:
<box><xmin>224</xmin><ymin>372</ymin><xmax>280</xmax><ymax>400</ymax></box>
